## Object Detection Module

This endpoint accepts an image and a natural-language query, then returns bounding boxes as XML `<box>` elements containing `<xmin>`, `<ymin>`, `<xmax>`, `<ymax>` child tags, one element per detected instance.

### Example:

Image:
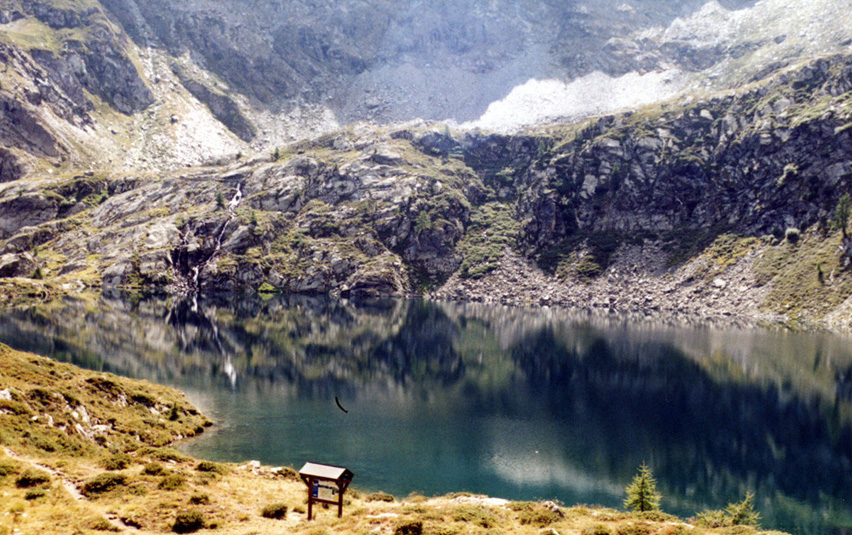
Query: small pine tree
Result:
<box><xmin>624</xmin><ymin>463</ymin><xmax>661</xmax><ymax>512</ymax></box>
<box><xmin>725</xmin><ymin>492</ymin><xmax>760</xmax><ymax>528</ymax></box>
<box><xmin>272</xmin><ymin>147</ymin><xmax>280</xmax><ymax>161</ymax></box>
<box><xmin>835</xmin><ymin>193</ymin><xmax>851</xmax><ymax>238</ymax></box>
<box><xmin>415</xmin><ymin>211</ymin><xmax>432</xmax><ymax>235</ymax></box>
<box><xmin>215</xmin><ymin>191</ymin><xmax>225</xmax><ymax>209</ymax></box>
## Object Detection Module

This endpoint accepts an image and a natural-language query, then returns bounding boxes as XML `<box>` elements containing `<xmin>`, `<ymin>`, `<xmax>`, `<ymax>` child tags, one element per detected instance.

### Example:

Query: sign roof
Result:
<box><xmin>299</xmin><ymin>462</ymin><xmax>353</xmax><ymax>481</ymax></box>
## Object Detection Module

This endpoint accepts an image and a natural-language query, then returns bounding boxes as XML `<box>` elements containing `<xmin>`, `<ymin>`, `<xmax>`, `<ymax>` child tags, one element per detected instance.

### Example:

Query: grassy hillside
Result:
<box><xmin>0</xmin><ymin>344</ymin><xmax>790</xmax><ymax>535</ymax></box>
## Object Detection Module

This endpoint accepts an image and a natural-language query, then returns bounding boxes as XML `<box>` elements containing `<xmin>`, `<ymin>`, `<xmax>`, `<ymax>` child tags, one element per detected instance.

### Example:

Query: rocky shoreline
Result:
<box><xmin>432</xmin><ymin>245</ymin><xmax>794</xmax><ymax>331</ymax></box>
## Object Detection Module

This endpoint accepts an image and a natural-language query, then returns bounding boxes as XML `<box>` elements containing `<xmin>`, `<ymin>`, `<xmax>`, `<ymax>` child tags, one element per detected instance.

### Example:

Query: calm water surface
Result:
<box><xmin>2</xmin><ymin>294</ymin><xmax>852</xmax><ymax>534</ymax></box>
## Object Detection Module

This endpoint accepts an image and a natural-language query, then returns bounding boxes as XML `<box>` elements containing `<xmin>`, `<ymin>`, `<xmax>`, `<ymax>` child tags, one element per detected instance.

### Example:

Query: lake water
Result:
<box><xmin>1</xmin><ymin>294</ymin><xmax>852</xmax><ymax>534</ymax></box>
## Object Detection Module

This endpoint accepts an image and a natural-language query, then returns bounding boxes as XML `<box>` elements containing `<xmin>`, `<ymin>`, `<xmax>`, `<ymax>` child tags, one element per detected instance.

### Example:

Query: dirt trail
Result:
<box><xmin>3</xmin><ymin>447</ymin><xmax>135</xmax><ymax>532</ymax></box>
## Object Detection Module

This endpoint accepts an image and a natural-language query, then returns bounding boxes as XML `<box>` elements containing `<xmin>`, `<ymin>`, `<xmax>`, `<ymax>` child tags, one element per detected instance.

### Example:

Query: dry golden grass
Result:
<box><xmin>0</xmin><ymin>344</ymin><xmax>791</xmax><ymax>535</ymax></box>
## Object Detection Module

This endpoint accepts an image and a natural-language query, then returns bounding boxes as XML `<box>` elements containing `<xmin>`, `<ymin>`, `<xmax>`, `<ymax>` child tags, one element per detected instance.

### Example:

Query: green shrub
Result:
<box><xmin>615</xmin><ymin>523</ymin><xmax>654</xmax><ymax>535</ymax></box>
<box><xmin>24</xmin><ymin>487</ymin><xmax>47</xmax><ymax>500</ymax></box>
<box><xmin>29</xmin><ymin>434</ymin><xmax>57</xmax><ymax>453</ymax></box>
<box><xmin>89</xmin><ymin>517</ymin><xmax>120</xmax><ymax>532</ymax></box>
<box><xmin>694</xmin><ymin>509</ymin><xmax>727</xmax><ymax>528</ymax></box>
<box><xmin>260</xmin><ymin>503</ymin><xmax>287</xmax><ymax>519</ymax></box>
<box><xmin>82</xmin><ymin>473</ymin><xmax>127</xmax><ymax>496</ymax></box>
<box><xmin>128</xmin><ymin>483</ymin><xmax>148</xmax><ymax>496</ymax></box>
<box><xmin>725</xmin><ymin>492</ymin><xmax>760</xmax><ymax>528</ymax></box>
<box><xmin>654</xmin><ymin>525</ymin><xmax>691</xmax><ymax>535</ymax></box>
<box><xmin>9</xmin><ymin>500</ymin><xmax>25</xmax><ymax>514</ymax></box>
<box><xmin>432</xmin><ymin>526</ymin><xmax>462</xmax><ymax>535</ymax></box>
<box><xmin>581</xmin><ymin>525</ymin><xmax>613</xmax><ymax>535</ymax></box>
<box><xmin>195</xmin><ymin>461</ymin><xmax>226</xmax><ymax>474</ymax></box>
<box><xmin>15</xmin><ymin>469</ymin><xmax>50</xmax><ymax>488</ymax></box>
<box><xmin>694</xmin><ymin>492</ymin><xmax>760</xmax><ymax>529</ymax></box>
<box><xmin>0</xmin><ymin>461</ymin><xmax>20</xmax><ymax>477</ymax></box>
<box><xmin>0</xmin><ymin>399</ymin><xmax>32</xmax><ymax>416</ymax></box>
<box><xmin>507</xmin><ymin>501</ymin><xmax>535</xmax><ymax>512</ymax></box>
<box><xmin>158</xmin><ymin>473</ymin><xmax>186</xmax><ymax>491</ymax></box>
<box><xmin>140</xmin><ymin>447</ymin><xmax>189</xmax><ymax>463</ymax></box>
<box><xmin>415</xmin><ymin>211</ymin><xmax>432</xmax><ymax>235</ymax></box>
<box><xmin>257</xmin><ymin>282</ymin><xmax>278</xmax><ymax>294</ymax></box>
<box><xmin>366</xmin><ymin>491</ymin><xmax>395</xmax><ymax>502</ymax></box>
<box><xmin>452</xmin><ymin>505</ymin><xmax>498</xmax><ymax>528</ymax></box>
<box><xmin>189</xmin><ymin>493</ymin><xmax>210</xmax><ymax>505</ymax></box>
<box><xmin>576</xmin><ymin>256</ymin><xmax>603</xmax><ymax>280</ymax></box>
<box><xmin>101</xmin><ymin>453</ymin><xmax>132</xmax><ymax>471</ymax></box>
<box><xmin>637</xmin><ymin>510</ymin><xmax>677</xmax><ymax>522</ymax></box>
<box><xmin>143</xmin><ymin>462</ymin><xmax>166</xmax><ymax>476</ymax></box>
<box><xmin>719</xmin><ymin>527</ymin><xmax>758</xmax><ymax>535</ymax></box>
<box><xmin>835</xmin><ymin>193</ymin><xmax>851</xmax><ymax>236</ymax></box>
<box><xmin>119</xmin><ymin>513</ymin><xmax>142</xmax><ymax>529</ymax></box>
<box><xmin>172</xmin><ymin>509</ymin><xmax>205</xmax><ymax>533</ymax></box>
<box><xmin>274</xmin><ymin>466</ymin><xmax>300</xmax><ymax>480</ymax></box>
<box><xmin>518</xmin><ymin>507</ymin><xmax>562</xmax><ymax>526</ymax></box>
<box><xmin>394</xmin><ymin>520</ymin><xmax>423</xmax><ymax>535</ymax></box>
<box><xmin>130</xmin><ymin>392</ymin><xmax>156</xmax><ymax>407</ymax></box>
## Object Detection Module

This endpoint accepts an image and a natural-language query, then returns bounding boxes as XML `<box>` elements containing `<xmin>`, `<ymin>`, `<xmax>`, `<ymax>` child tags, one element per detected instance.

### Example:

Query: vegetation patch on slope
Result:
<box><xmin>456</xmin><ymin>202</ymin><xmax>520</xmax><ymax>279</ymax></box>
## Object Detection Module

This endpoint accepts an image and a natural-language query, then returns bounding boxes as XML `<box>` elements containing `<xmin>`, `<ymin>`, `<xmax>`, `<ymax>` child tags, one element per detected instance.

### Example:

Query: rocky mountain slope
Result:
<box><xmin>3</xmin><ymin>52</ymin><xmax>852</xmax><ymax>328</ymax></box>
<box><xmin>2</xmin><ymin>0</ymin><xmax>852</xmax><ymax>328</ymax></box>
<box><xmin>1</xmin><ymin>0</ymin><xmax>851</xmax><ymax>178</ymax></box>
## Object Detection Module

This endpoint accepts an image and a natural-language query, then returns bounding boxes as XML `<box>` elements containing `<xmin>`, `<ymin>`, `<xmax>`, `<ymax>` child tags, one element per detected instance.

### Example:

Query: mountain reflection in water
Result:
<box><xmin>1</xmin><ymin>294</ymin><xmax>851</xmax><ymax>534</ymax></box>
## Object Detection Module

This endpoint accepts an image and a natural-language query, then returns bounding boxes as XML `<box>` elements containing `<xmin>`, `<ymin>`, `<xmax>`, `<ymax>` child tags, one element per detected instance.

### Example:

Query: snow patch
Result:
<box><xmin>464</xmin><ymin>70</ymin><xmax>687</xmax><ymax>132</ymax></box>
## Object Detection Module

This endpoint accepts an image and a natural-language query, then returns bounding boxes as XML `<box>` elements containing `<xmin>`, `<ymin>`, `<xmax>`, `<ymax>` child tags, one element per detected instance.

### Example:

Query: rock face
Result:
<box><xmin>0</xmin><ymin>148</ymin><xmax>28</xmax><ymax>183</ymax></box>
<box><xmin>0</xmin><ymin>1</ymin><xmax>155</xmax><ymax>180</ymax></box>
<box><xmin>13</xmin><ymin>1</ymin><xmax>153</xmax><ymax>115</ymax></box>
<box><xmin>518</xmin><ymin>56</ymin><xmax>852</xmax><ymax>247</ymax></box>
<box><xmin>95</xmin><ymin>0</ymin><xmax>851</xmax><ymax>124</ymax></box>
<box><xmin>171</xmin><ymin>64</ymin><xmax>256</xmax><ymax>141</ymax></box>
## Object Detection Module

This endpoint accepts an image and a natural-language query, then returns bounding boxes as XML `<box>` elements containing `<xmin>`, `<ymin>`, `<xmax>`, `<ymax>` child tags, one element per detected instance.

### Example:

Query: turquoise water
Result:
<box><xmin>2</xmin><ymin>295</ymin><xmax>852</xmax><ymax>534</ymax></box>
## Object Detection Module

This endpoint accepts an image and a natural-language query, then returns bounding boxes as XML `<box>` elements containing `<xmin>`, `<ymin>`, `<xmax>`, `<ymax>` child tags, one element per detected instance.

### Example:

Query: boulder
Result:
<box><xmin>0</xmin><ymin>252</ymin><xmax>35</xmax><ymax>277</ymax></box>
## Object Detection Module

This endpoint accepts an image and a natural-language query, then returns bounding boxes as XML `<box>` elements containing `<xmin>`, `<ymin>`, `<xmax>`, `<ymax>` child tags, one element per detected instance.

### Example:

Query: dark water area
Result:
<box><xmin>1</xmin><ymin>294</ymin><xmax>852</xmax><ymax>534</ymax></box>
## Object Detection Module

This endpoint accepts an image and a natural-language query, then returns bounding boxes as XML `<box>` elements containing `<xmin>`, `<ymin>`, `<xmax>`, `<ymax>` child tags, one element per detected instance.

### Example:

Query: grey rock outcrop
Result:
<box><xmin>16</xmin><ymin>2</ymin><xmax>153</xmax><ymax>115</ymax></box>
<box><xmin>0</xmin><ymin>148</ymin><xmax>28</xmax><ymax>183</ymax></box>
<box><xmin>0</xmin><ymin>252</ymin><xmax>35</xmax><ymax>278</ymax></box>
<box><xmin>171</xmin><ymin>64</ymin><xmax>255</xmax><ymax>141</ymax></box>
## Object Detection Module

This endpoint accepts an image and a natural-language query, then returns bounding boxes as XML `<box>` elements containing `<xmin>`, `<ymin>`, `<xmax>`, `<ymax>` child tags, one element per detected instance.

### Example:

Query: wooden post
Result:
<box><xmin>338</xmin><ymin>478</ymin><xmax>351</xmax><ymax>518</ymax></box>
<box><xmin>307</xmin><ymin>477</ymin><xmax>314</xmax><ymax>521</ymax></box>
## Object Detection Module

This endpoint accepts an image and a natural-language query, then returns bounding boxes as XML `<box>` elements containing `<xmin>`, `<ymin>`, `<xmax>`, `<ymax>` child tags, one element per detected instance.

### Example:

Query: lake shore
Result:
<box><xmin>0</xmin><ymin>343</ymin><xmax>791</xmax><ymax>535</ymax></box>
<box><xmin>432</xmin><ymin>247</ymin><xmax>788</xmax><ymax>328</ymax></box>
<box><xmin>7</xmin><ymin>232</ymin><xmax>849</xmax><ymax>334</ymax></box>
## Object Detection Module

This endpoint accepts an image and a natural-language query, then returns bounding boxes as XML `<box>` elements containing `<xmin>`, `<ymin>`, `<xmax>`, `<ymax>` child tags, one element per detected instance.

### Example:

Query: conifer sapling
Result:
<box><xmin>624</xmin><ymin>462</ymin><xmax>662</xmax><ymax>512</ymax></box>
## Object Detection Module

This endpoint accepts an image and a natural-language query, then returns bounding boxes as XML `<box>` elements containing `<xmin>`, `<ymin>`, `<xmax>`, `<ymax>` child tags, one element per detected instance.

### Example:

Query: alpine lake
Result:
<box><xmin>1</xmin><ymin>293</ymin><xmax>851</xmax><ymax>535</ymax></box>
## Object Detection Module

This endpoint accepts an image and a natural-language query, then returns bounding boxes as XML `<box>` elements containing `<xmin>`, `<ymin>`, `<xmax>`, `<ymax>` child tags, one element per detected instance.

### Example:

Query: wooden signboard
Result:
<box><xmin>298</xmin><ymin>462</ymin><xmax>354</xmax><ymax>520</ymax></box>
